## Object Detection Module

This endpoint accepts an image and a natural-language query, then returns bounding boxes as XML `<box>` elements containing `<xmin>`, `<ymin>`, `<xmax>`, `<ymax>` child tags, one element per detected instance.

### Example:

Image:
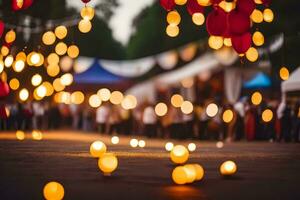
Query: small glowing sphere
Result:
<box><xmin>81</xmin><ymin>6</ymin><xmax>95</xmax><ymax>20</ymax></box>
<box><xmin>223</xmin><ymin>38</ymin><xmax>232</xmax><ymax>47</ymax></box>
<box><xmin>67</xmin><ymin>45</ymin><xmax>79</xmax><ymax>58</ymax></box>
<box><xmin>138</xmin><ymin>140</ymin><xmax>146</xmax><ymax>148</ymax></box>
<box><xmin>171</xmin><ymin>94</ymin><xmax>184</xmax><ymax>108</ymax></box>
<box><xmin>71</xmin><ymin>91</ymin><xmax>85</xmax><ymax>104</ymax></box>
<box><xmin>252</xmin><ymin>31</ymin><xmax>264</xmax><ymax>46</ymax></box>
<box><xmin>180</xmin><ymin>101</ymin><xmax>193</xmax><ymax>114</ymax></box>
<box><xmin>219</xmin><ymin>1</ymin><xmax>235</xmax><ymax>12</ymax></box>
<box><xmin>31</xmin><ymin>74</ymin><xmax>42</xmax><ymax>86</ymax></box>
<box><xmin>89</xmin><ymin>94</ymin><xmax>102</xmax><ymax>108</ymax></box>
<box><xmin>130</xmin><ymin>138</ymin><xmax>139</xmax><ymax>148</ymax></box>
<box><xmin>246</xmin><ymin>47</ymin><xmax>259</xmax><ymax>62</ymax></box>
<box><xmin>170</xmin><ymin>145</ymin><xmax>189</xmax><ymax>164</ymax></box>
<box><xmin>42</xmin><ymin>82</ymin><xmax>54</xmax><ymax>96</ymax></box>
<box><xmin>216</xmin><ymin>141</ymin><xmax>224</xmax><ymax>148</ymax></box>
<box><xmin>181</xmin><ymin>78</ymin><xmax>194</xmax><ymax>88</ymax></box>
<box><xmin>155</xmin><ymin>102</ymin><xmax>168</xmax><ymax>117</ymax></box>
<box><xmin>47</xmin><ymin>53</ymin><xmax>60</xmax><ymax>65</ymax></box>
<box><xmin>192</xmin><ymin>13</ymin><xmax>205</xmax><ymax>25</ymax></box>
<box><xmin>9</xmin><ymin>78</ymin><xmax>19</xmax><ymax>90</ymax></box>
<box><xmin>60</xmin><ymin>56</ymin><xmax>73</xmax><ymax>72</ymax></box>
<box><xmin>1</xmin><ymin>46</ymin><xmax>9</xmax><ymax>56</ymax></box>
<box><xmin>32</xmin><ymin>130</ymin><xmax>43</xmax><ymax>140</ymax></box>
<box><xmin>16</xmin><ymin>130</ymin><xmax>25</xmax><ymax>140</ymax></box>
<box><xmin>43</xmin><ymin>181</ymin><xmax>64</xmax><ymax>200</ymax></box>
<box><xmin>175</xmin><ymin>0</ymin><xmax>187</xmax><ymax>5</ymax></box>
<box><xmin>251</xmin><ymin>9</ymin><xmax>263</xmax><ymax>23</ymax></box>
<box><xmin>60</xmin><ymin>73</ymin><xmax>73</xmax><ymax>86</ymax></box>
<box><xmin>121</xmin><ymin>95</ymin><xmax>137</xmax><ymax>110</ymax></box>
<box><xmin>197</xmin><ymin>0</ymin><xmax>211</xmax><ymax>6</ymax></box>
<box><xmin>53</xmin><ymin>78</ymin><xmax>65</xmax><ymax>92</ymax></box>
<box><xmin>262</xmin><ymin>109</ymin><xmax>273</xmax><ymax>122</ymax></box>
<box><xmin>36</xmin><ymin>85</ymin><xmax>47</xmax><ymax>98</ymax></box>
<box><xmin>166</xmin><ymin>24</ymin><xmax>179</xmax><ymax>37</ymax></box>
<box><xmin>220</xmin><ymin>161</ymin><xmax>237</xmax><ymax>176</ymax></box>
<box><xmin>251</xmin><ymin>91</ymin><xmax>262</xmax><ymax>105</ymax></box>
<box><xmin>193</xmin><ymin>164</ymin><xmax>205</xmax><ymax>181</ymax></box>
<box><xmin>55</xmin><ymin>42</ymin><xmax>67</xmax><ymax>56</ymax></box>
<box><xmin>279</xmin><ymin>67</ymin><xmax>289</xmax><ymax>81</ymax></box>
<box><xmin>55</xmin><ymin>25</ymin><xmax>68</xmax><ymax>40</ymax></box>
<box><xmin>206</xmin><ymin>103</ymin><xmax>219</xmax><ymax>117</ymax></box>
<box><xmin>222</xmin><ymin>109</ymin><xmax>234</xmax><ymax>123</ymax></box>
<box><xmin>254</xmin><ymin>0</ymin><xmax>262</xmax><ymax>4</ymax></box>
<box><xmin>90</xmin><ymin>141</ymin><xmax>107</xmax><ymax>158</ymax></box>
<box><xmin>13</xmin><ymin>60</ymin><xmax>25</xmax><ymax>72</ymax></box>
<box><xmin>263</xmin><ymin>8</ymin><xmax>274</xmax><ymax>23</ymax></box>
<box><xmin>78</xmin><ymin>19</ymin><xmax>92</xmax><ymax>33</ymax></box>
<box><xmin>167</xmin><ymin>10</ymin><xmax>181</xmax><ymax>25</ymax></box>
<box><xmin>208</xmin><ymin>36</ymin><xmax>223</xmax><ymax>50</ymax></box>
<box><xmin>16</xmin><ymin>52</ymin><xmax>26</xmax><ymax>61</ymax></box>
<box><xmin>19</xmin><ymin>88</ymin><xmax>29</xmax><ymax>101</ymax></box>
<box><xmin>30</xmin><ymin>52</ymin><xmax>40</xmax><ymax>65</ymax></box>
<box><xmin>0</xmin><ymin>60</ymin><xmax>3</xmax><ymax>73</ymax></box>
<box><xmin>4</xmin><ymin>55</ymin><xmax>14</xmax><ymax>67</ymax></box>
<box><xmin>165</xmin><ymin>142</ymin><xmax>174</xmax><ymax>151</ymax></box>
<box><xmin>187</xmin><ymin>143</ymin><xmax>196</xmax><ymax>152</ymax></box>
<box><xmin>183</xmin><ymin>164</ymin><xmax>197</xmax><ymax>183</ymax></box>
<box><xmin>42</xmin><ymin>31</ymin><xmax>56</xmax><ymax>45</ymax></box>
<box><xmin>172</xmin><ymin>166</ymin><xmax>188</xmax><ymax>185</ymax></box>
<box><xmin>98</xmin><ymin>153</ymin><xmax>118</xmax><ymax>174</ymax></box>
<box><xmin>5</xmin><ymin>30</ymin><xmax>16</xmax><ymax>43</ymax></box>
<box><xmin>109</xmin><ymin>91</ymin><xmax>123</xmax><ymax>105</ymax></box>
<box><xmin>97</xmin><ymin>88</ymin><xmax>111</xmax><ymax>101</ymax></box>
<box><xmin>111</xmin><ymin>136</ymin><xmax>119</xmax><ymax>144</ymax></box>
<box><xmin>47</xmin><ymin>64</ymin><xmax>60</xmax><ymax>77</ymax></box>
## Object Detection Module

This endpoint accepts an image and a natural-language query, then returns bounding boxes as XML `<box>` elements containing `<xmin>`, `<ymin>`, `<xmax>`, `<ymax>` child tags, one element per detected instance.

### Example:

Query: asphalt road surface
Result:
<box><xmin>1</xmin><ymin>131</ymin><xmax>300</xmax><ymax>200</ymax></box>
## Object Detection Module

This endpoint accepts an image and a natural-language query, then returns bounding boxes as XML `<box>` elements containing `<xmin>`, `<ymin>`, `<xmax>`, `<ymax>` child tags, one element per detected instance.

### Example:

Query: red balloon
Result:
<box><xmin>231</xmin><ymin>32</ymin><xmax>252</xmax><ymax>54</ymax></box>
<box><xmin>228</xmin><ymin>10</ymin><xmax>250</xmax><ymax>35</ymax></box>
<box><xmin>81</xmin><ymin>0</ymin><xmax>91</xmax><ymax>3</ymax></box>
<box><xmin>187</xmin><ymin>0</ymin><xmax>204</xmax><ymax>15</ymax></box>
<box><xmin>12</xmin><ymin>0</ymin><xmax>23</xmax><ymax>11</ymax></box>
<box><xmin>211</xmin><ymin>0</ymin><xmax>223</xmax><ymax>4</ymax></box>
<box><xmin>0</xmin><ymin>81</ymin><xmax>10</xmax><ymax>98</ymax></box>
<box><xmin>262</xmin><ymin>0</ymin><xmax>272</xmax><ymax>6</ymax></box>
<box><xmin>160</xmin><ymin>0</ymin><xmax>176</xmax><ymax>11</ymax></box>
<box><xmin>236</xmin><ymin>0</ymin><xmax>256</xmax><ymax>16</ymax></box>
<box><xmin>23</xmin><ymin>0</ymin><xmax>33</xmax><ymax>9</ymax></box>
<box><xmin>0</xmin><ymin>21</ymin><xmax>4</xmax><ymax>38</ymax></box>
<box><xmin>206</xmin><ymin>8</ymin><xmax>228</xmax><ymax>36</ymax></box>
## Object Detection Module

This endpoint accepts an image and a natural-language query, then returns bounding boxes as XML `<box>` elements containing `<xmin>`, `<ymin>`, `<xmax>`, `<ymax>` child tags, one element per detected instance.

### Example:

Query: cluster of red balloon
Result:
<box><xmin>11</xmin><ymin>0</ymin><xmax>33</xmax><ymax>11</ymax></box>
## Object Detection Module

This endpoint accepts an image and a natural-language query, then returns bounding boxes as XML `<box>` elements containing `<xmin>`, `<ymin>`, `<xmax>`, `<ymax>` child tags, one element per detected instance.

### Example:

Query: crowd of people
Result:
<box><xmin>0</xmin><ymin>97</ymin><xmax>300</xmax><ymax>143</ymax></box>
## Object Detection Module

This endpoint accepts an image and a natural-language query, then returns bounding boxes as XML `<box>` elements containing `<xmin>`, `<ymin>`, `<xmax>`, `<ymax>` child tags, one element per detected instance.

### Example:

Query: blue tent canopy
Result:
<box><xmin>74</xmin><ymin>59</ymin><xmax>126</xmax><ymax>84</ymax></box>
<box><xmin>243</xmin><ymin>72</ymin><xmax>271</xmax><ymax>89</ymax></box>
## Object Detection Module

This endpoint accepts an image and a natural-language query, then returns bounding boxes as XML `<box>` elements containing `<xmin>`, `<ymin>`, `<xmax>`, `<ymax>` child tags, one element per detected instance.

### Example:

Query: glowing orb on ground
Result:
<box><xmin>43</xmin><ymin>181</ymin><xmax>64</xmax><ymax>200</ymax></box>
<box><xmin>170</xmin><ymin>145</ymin><xmax>189</xmax><ymax>164</ymax></box>
<box><xmin>220</xmin><ymin>160</ymin><xmax>237</xmax><ymax>176</ymax></box>
<box><xmin>98</xmin><ymin>153</ymin><xmax>118</xmax><ymax>175</ymax></box>
<box><xmin>90</xmin><ymin>141</ymin><xmax>107</xmax><ymax>158</ymax></box>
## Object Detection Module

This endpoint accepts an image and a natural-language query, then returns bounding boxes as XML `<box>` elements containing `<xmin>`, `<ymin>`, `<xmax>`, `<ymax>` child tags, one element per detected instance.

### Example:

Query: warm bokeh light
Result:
<box><xmin>121</xmin><ymin>95</ymin><xmax>137</xmax><ymax>110</ymax></box>
<box><xmin>252</xmin><ymin>31</ymin><xmax>264</xmax><ymax>46</ymax></box>
<box><xmin>47</xmin><ymin>64</ymin><xmax>60</xmax><ymax>77</ymax></box>
<box><xmin>251</xmin><ymin>9</ymin><xmax>263</xmax><ymax>23</ymax></box>
<box><xmin>42</xmin><ymin>82</ymin><xmax>54</xmax><ymax>97</ymax></box>
<box><xmin>208</xmin><ymin>36</ymin><xmax>223</xmax><ymax>50</ymax></box>
<box><xmin>166</xmin><ymin>24</ymin><xmax>179</xmax><ymax>37</ymax></box>
<box><xmin>47</xmin><ymin>53</ymin><xmax>60</xmax><ymax>65</ymax></box>
<box><xmin>60</xmin><ymin>56</ymin><xmax>73</xmax><ymax>72</ymax></box>
<box><xmin>71</xmin><ymin>91</ymin><xmax>85</xmax><ymax>104</ymax></box>
<box><xmin>97</xmin><ymin>88</ymin><xmax>111</xmax><ymax>101</ymax></box>
<box><xmin>192</xmin><ymin>13</ymin><xmax>205</xmax><ymax>25</ymax></box>
<box><xmin>60</xmin><ymin>73</ymin><xmax>73</xmax><ymax>86</ymax></box>
<box><xmin>246</xmin><ymin>47</ymin><xmax>259</xmax><ymax>62</ymax></box>
<box><xmin>279</xmin><ymin>67</ymin><xmax>289</xmax><ymax>81</ymax></box>
<box><xmin>13</xmin><ymin>60</ymin><xmax>25</xmax><ymax>72</ymax></box>
<box><xmin>9</xmin><ymin>78</ymin><xmax>20</xmax><ymax>90</ymax></box>
<box><xmin>30</xmin><ymin>52</ymin><xmax>41</xmax><ymax>66</ymax></box>
<box><xmin>138</xmin><ymin>140</ymin><xmax>146</xmax><ymax>148</ymax></box>
<box><xmin>216</xmin><ymin>141</ymin><xmax>224</xmax><ymax>148</ymax></box>
<box><xmin>0</xmin><ymin>60</ymin><xmax>4</xmax><ymax>73</ymax></box>
<box><xmin>53</xmin><ymin>78</ymin><xmax>65</xmax><ymax>92</ymax></box>
<box><xmin>55</xmin><ymin>42</ymin><xmax>67</xmax><ymax>56</ymax></box>
<box><xmin>78</xmin><ymin>19</ymin><xmax>92</xmax><ymax>33</ymax></box>
<box><xmin>222</xmin><ymin>109</ymin><xmax>234</xmax><ymax>123</ymax></box>
<box><xmin>223</xmin><ymin>38</ymin><xmax>232</xmax><ymax>47</ymax></box>
<box><xmin>262</xmin><ymin>109</ymin><xmax>273</xmax><ymax>123</ymax></box>
<box><xmin>220</xmin><ymin>160</ymin><xmax>237</xmax><ymax>176</ymax></box>
<box><xmin>187</xmin><ymin>143</ymin><xmax>196</xmax><ymax>152</ymax></box>
<box><xmin>206</xmin><ymin>103</ymin><xmax>219</xmax><ymax>117</ymax></box>
<box><xmin>172</xmin><ymin>166</ymin><xmax>188</xmax><ymax>185</ymax></box>
<box><xmin>263</xmin><ymin>8</ymin><xmax>274</xmax><ymax>22</ymax></box>
<box><xmin>155</xmin><ymin>102</ymin><xmax>168</xmax><ymax>117</ymax></box>
<box><xmin>197</xmin><ymin>0</ymin><xmax>211</xmax><ymax>6</ymax></box>
<box><xmin>43</xmin><ymin>181</ymin><xmax>64</xmax><ymax>200</ymax></box>
<box><xmin>32</xmin><ymin>130</ymin><xmax>43</xmax><ymax>140</ymax></box>
<box><xmin>31</xmin><ymin>74</ymin><xmax>42</xmax><ymax>86</ymax></box>
<box><xmin>19</xmin><ymin>88</ymin><xmax>29</xmax><ymax>101</ymax></box>
<box><xmin>5</xmin><ymin>29</ymin><xmax>16</xmax><ymax>43</ymax></box>
<box><xmin>170</xmin><ymin>145</ymin><xmax>189</xmax><ymax>164</ymax></box>
<box><xmin>90</xmin><ymin>141</ymin><xmax>107</xmax><ymax>158</ymax></box>
<box><xmin>109</xmin><ymin>91</ymin><xmax>124</xmax><ymax>105</ymax></box>
<box><xmin>16</xmin><ymin>130</ymin><xmax>25</xmax><ymax>140</ymax></box>
<box><xmin>55</xmin><ymin>25</ymin><xmax>68</xmax><ymax>40</ymax></box>
<box><xmin>219</xmin><ymin>1</ymin><xmax>236</xmax><ymax>12</ymax></box>
<box><xmin>167</xmin><ymin>10</ymin><xmax>181</xmax><ymax>25</ymax></box>
<box><xmin>89</xmin><ymin>94</ymin><xmax>102</xmax><ymax>108</ymax></box>
<box><xmin>192</xmin><ymin>164</ymin><xmax>205</xmax><ymax>181</ymax></box>
<box><xmin>130</xmin><ymin>138</ymin><xmax>139</xmax><ymax>148</ymax></box>
<box><xmin>251</xmin><ymin>91</ymin><xmax>262</xmax><ymax>105</ymax></box>
<box><xmin>165</xmin><ymin>142</ymin><xmax>174</xmax><ymax>152</ymax></box>
<box><xmin>67</xmin><ymin>45</ymin><xmax>80</xmax><ymax>58</ymax></box>
<box><xmin>36</xmin><ymin>85</ymin><xmax>47</xmax><ymax>98</ymax></box>
<box><xmin>42</xmin><ymin>31</ymin><xmax>56</xmax><ymax>46</ymax></box>
<box><xmin>181</xmin><ymin>78</ymin><xmax>194</xmax><ymax>88</ymax></box>
<box><xmin>111</xmin><ymin>136</ymin><xmax>119</xmax><ymax>144</ymax></box>
<box><xmin>180</xmin><ymin>101</ymin><xmax>193</xmax><ymax>114</ymax></box>
<box><xmin>4</xmin><ymin>55</ymin><xmax>14</xmax><ymax>67</ymax></box>
<box><xmin>175</xmin><ymin>0</ymin><xmax>187</xmax><ymax>5</ymax></box>
<box><xmin>81</xmin><ymin>6</ymin><xmax>95</xmax><ymax>20</ymax></box>
<box><xmin>171</xmin><ymin>94</ymin><xmax>184</xmax><ymax>108</ymax></box>
<box><xmin>98</xmin><ymin>153</ymin><xmax>118</xmax><ymax>174</ymax></box>
<box><xmin>1</xmin><ymin>46</ymin><xmax>9</xmax><ymax>56</ymax></box>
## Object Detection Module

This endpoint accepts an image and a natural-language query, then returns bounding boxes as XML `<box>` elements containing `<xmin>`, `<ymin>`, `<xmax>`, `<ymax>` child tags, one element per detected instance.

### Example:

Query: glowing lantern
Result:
<box><xmin>98</xmin><ymin>153</ymin><xmax>118</xmax><ymax>175</ymax></box>
<box><xmin>53</xmin><ymin>78</ymin><xmax>65</xmax><ymax>92</ymax></box>
<box><xmin>208</xmin><ymin>36</ymin><xmax>223</xmax><ymax>50</ymax></box>
<box><xmin>43</xmin><ymin>181</ymin><xmax>64</xmax><ymax>200</ymax></box>
<box><xmin>109</xmin><ymin>91</ymin><xmax>123</xmax><ymax>105</ymax></box>
<box><xmin>251</xmin><ymin>9</ymin><xmax>263</xmax><ymax>23</ymax></box>
<box><xmin>175</xmin><ymin>0</ymin><xmax>187</xmax><ymax>5</ymax></box>
<box><xmin>42</xmin><ymin>31</ymin><xmax>56</xmax><ymax>45</ymax></box>
<box><xmin>138</xmin><ymin>140</ymin><xmax>146</xmax><ymax>148</ymax></box>
<box><xmin>1</xmin><ymin>46</ymin><xmax>9</xmax><ymax>56</ymax></box>
<box><xmin>166</xmin><ymin>24</ymin><xmax>179</xmax><ymax>37</ymax></box>
<box><xmin>36</xmin><ymin>85</ymin><xmax>47</xmax><ymax>98</ymax></box>
<box><xmin>16</xmin><ymin>130</ymin><xmax>25</xmax><ymax>140</ymax></box>
<box><xmin>5</xmin><ymin>30</ymin><xmax>16</xmax><ymax>43</ymax></box>
<box><xmin>252</xmin><ymin>31</ymin><xmax>264</xmax><ymax>46</ymax></box>
<box><xmin>228</xmin><ymin>11</ymin><xmax>251</xmax><ymax>36</ymax></box>
<box><xmin>13</xmin><ymin>60</ymin><xmax>25</xmax><ymax>72</ymax></box>
<box><xmin>155</xmin><ymin>102</ymin><xmax>168</xmax><ymax>116</ymax></box>
<box><xmin>246</xmin><ymin>47</ymin><xmax>259</xmax><ymax>62</ymax></box>
<box><xmin>55</xmin><ymin>25</ymin><xmax>68</xmax><ymax>40</ymax></box>
<box><xmin>47</xmin><ymin>65</ymin><xmax>60</xmax><ymax>77</ymax></box>
<box><xmin>220</xmin><ymin>160</ymin><xmax>237</xmax><ymax>176</ymax></box>
<box><xmin>206</xmin><ymin>103</ymin><xmax>219</xmax><ymax>117</ymax></box>
<box><xmin>165</xmin><ymin>142</ymin><xmax>174</xmax><ymax>151</ymax></box>
<box><xmin>222</xmin><ymin>109</ymin><xmax>234</xmax><ymax>123</ymax></box>
<box><xmin>31</xmin><ymin>74</ymin><xmax>42</xmax><ymax>86</ymax></box>
<box><xmin>55</xmin><ymin>42</ymin><xmax>67</xmax><ymax>56</ymax></box>
<box><xmin>90</xmin><ymin>141</ymin><xmax>107</xmax><ymax>158</ymax></box>
<box><xmin>60</xmin><ymin>73</ymin><xmax>73</xmax><ymax>86</ymax></box>
<box><xmin>89</xmin><ymin>94</ymin><xmax>102</xmax><ymax>108</ymax></box>
<box><xmin>130</xmin><ymin>138</ymin><xmax>139</xmax><ymax>147</ymax></box>
<box><xmin>78</xmin><ymin>19</ymin><xmax>92</xmax><ymax>33</ymax></box>
<box><xmin>171</xmin><ymin>94</ymin><xmax>183</xmax><ymax>108</ymax></box>
<box><xmin>47</xmin><ymin>53</ymin><xmax>60</xmax><ymax>65</ymax></box>
<box><xmin>4</xmin><ymin>55</ymin><xmax>14</xmax><ymax>67</ymax></box>
<box><xmin>97</xmin><ymin>88</ymin><xmax>111</xmax><ymax>101</ymax></box>
<box><xmin>172</xmin><ymin>166</ymin><xmax>188</xmax><ymax>185</ymax></box>
<box><xmin>167</xmin><ymin>11</ymin><xmax>181</xmax><ymax>25</ymax></box>
<box><xmin>262</xmin><ymin>109</ymin><xmax>273</xmax><ymax>122</ymax></box>
<box><xmin>197</xmin><ymin>0</ymin><xmax>211</xmax><ymax>6</ymax></box>
<box><xmin>170</xmin><ymin>145</ymin><xmax>189</xmax><ymax>164</ymax></box>
<box><xmin>71</xmin><ymin>91</ymin><xmax>85</xmax><ymax>104</ymax></box>
<box><xmin>9</xmin><ymin>78</ymin><xmax>19</xmax><ymax>90</ymax></box>
<box><xmin>0</xmin><ymin>81</ymin><xmax>9</xmax><ymax>97</ymax></box>
<box><xmin>251</xmin><ymin>91</ymin><xmax>262</xmax><ymax>105</ymax></box>
<box><xmin>279</xmin><ymin>67</ymin><xmax>289</xmax><ymax>81</ymax></box>
<box><xmin>232</xmin><ymin>32</ymin><xmax>252</xmax><ymax>54</ymax></box>
<box><xmin>187</xmin><ymin>143</ymin><xmax>196</xmax><ymax>152</ymax></box>
<box><xmin>32</xmin><ymin>130</ymin><xmax>43</xmax><ymax>140</ymax></box>
<box><xmin>67</xmin><ymin>45</ymin><xmax>79</xmax><ymax>58</ymax></box>
<box><xmin>111</xmin><ymin>136</ymin><xmax>119</xmax><ymax>144</ymax></box>
<box><xmin>19</xmin><ymin>88</ymin><xmax>29</xmax><ymax>101</ymax></box>
<box><xmin>192</xmin><ymin>13</ymin><xmax>205</xmax><ymax>25</ymax></box>
<box><xmin>180</xmin><ymin>101</ymin><xmax>193</xmax><ymax>114</ymax></box>
<box><xmin>81</xmin><ymin>6</ymin><xmax>95</xmax><ymax>20</ymax></box>
<box><xmin>263</xmin><ymin>8</ymin><xmax>274</xmax><ymax>22</ymax></box>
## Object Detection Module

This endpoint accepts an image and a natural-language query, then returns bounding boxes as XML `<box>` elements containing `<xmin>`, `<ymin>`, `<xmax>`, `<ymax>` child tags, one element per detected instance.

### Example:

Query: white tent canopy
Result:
<box><xmin>281</xmin><ymin>67</ymin><xmax>300</xmax><ymax>93</ymax></box>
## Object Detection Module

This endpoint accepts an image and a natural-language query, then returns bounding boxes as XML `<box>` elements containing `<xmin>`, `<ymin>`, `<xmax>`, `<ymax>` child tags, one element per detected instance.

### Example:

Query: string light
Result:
<box><xmin>9</xmin><ymin>78</ymin><xmax>20</xmax><ymax>90</ymax></box>
<box><xmin>55</xmin><ymin>25</ymin><xmax>68</xmax><ymax>40</ymax></box>
<box><xmin>166</xmin><ymin>24</ymin><xmax>179</xmax><ymax>37</ymax></box>
<box><xmin>81</xmin><ymin>6</ymin><xmax>95</xmax><ymax>20</ymax></box>
<box><xmin>42</xmin><ymin>31</ymin><xmax>56</xmax><ymax>45</ymax></box>
<box><xmin>31</xmin><ymin>74</ymin><xmax>42</xmax><ymax>86</ymax></box>
<box><xmin>78</xmin><ymin>19</ymin><xmax>92</xmax><ymax>33</ymax></box>
<box><xmin>155</xmin><ymin>102</ymin><xmax>168</xmax><ymax>116</ymax></box>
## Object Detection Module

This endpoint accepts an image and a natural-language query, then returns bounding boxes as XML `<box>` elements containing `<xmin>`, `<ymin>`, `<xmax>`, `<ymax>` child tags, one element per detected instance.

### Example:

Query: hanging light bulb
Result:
<box><xmin>55</xmin><ymin>42</ymin><xmax>67</xmax><ymax>56</ymax></box>
<box><xmin>252</xmin><ymin>31</ymin><xmax>264</xmax><ymax>46</ymax></box>
<box><xmin>78</xmin><ymin>19</ymin><xmax>92</xmax><ymax>33</ymax></box>
<box><xmin>167</xmin><ymin>10</ymin><xmax>181</xmax><ymax>25</ymax></box>
<box><xmin>263</xmin><ymin>8</ymin><xmax>274</xmax><ymax>23</ymax></box>
<box><xmin>42</xmin><ymin>31</ymin><xmax>56</xmax><ymax>45</ymax></box>
<box><xmin>55</xmin><ymin>25</ymin><xmax>68</xmax><ymax>40</ymax></box>
<box><xmin>192</xmin><ymin>13</ymin><xmax>205</xmax><ymax>26</ymax></box>
<box><xmin>208</xmin><ymin>36</ymin><xmax>223</xmax><ymax>50</ymax></box>
<box><xmin>81</xmin><ymin>6</ymin><xmax>95</xmax><ymax>20</ymax></box>
<box><xmin>166</xmin><ymin>24</ymin><xmax>179</xmax><ymax>37</ymax></box>
<box><xmin>246</xmin><ymin>47</ymin><xmax>259</xmax><ymax>62</ymax></box>
<box><xmin>67</xmin><ymin>45</ymin><xmax>80</xmax><ymax>58</ymax></box>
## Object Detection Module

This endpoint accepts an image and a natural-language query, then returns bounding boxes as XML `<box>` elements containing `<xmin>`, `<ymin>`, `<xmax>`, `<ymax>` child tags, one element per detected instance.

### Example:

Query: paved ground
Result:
<box><xmin>0</xmin><ymin>130</ymin><xmax>300</xmax><ymax>200</ymax></box>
